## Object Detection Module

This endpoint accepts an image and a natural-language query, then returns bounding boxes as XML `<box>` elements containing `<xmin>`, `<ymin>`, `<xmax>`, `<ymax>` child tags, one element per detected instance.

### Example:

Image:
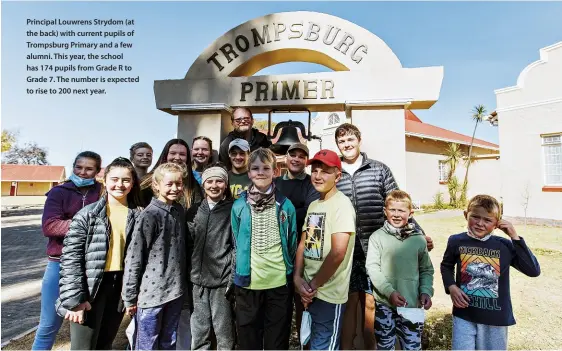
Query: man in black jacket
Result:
<box><xmin>219</xmin><ymin>107</ymin><xmax>271</xmax><ymax>169</ymax></box>
<box><xmin>334</xmin><ymin>123</ymin><xmax>434</xmax><ymax>350</ymax></box>
<box><xmin>274</xmin><ymin>143</ymin><xmax>320</xmax><ymax>345</ymax></box>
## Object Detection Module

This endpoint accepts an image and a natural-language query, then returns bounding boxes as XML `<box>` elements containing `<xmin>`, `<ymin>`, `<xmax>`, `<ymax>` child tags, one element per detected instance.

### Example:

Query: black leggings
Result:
<box><xmin>70</xmin><ymin>271</ymin><xmax>125</xmax><ymax>350</ymax></box>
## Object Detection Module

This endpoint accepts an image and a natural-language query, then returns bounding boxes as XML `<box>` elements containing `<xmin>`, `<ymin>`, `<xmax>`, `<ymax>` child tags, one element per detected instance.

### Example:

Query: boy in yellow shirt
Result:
<box><xmin>294</xmin><ymin>149</ymin><xmax>356</xmax><ymax>350</ymax></box>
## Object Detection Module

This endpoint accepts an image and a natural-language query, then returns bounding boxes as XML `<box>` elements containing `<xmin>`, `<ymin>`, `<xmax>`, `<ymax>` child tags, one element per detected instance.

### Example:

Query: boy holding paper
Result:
<box><xmin>366</xmin><ymin>190</ymin><xmax>434</xmax><ymax>350</ymax></box>
<box><xmin>294</xmin><ymin>149</ymin><xmax>356</xmax><ymax>350</ymax></box>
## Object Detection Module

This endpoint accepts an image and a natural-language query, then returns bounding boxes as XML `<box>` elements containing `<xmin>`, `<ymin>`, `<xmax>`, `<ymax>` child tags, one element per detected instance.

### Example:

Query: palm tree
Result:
<box><xmin>459</xmin><ymin>104</ymin><xmax>487</xmax><ymax>206</ymax></box>
<box><xmin>444</xmin><ymin>143</ymin><xmax>464</xmax><ymax>206</ymax></box>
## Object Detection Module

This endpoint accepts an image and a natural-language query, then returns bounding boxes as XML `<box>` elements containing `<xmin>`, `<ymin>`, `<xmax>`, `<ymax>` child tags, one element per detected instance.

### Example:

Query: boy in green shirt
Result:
<box><xmin>294</xmin><ymin>149</ymin><xmax>356</xmax><ymax>350</ymax></box>
<box><xmin>366</xmin><ymin>190</ymin><xmax>434</xmax><ymax>350</ymax></box>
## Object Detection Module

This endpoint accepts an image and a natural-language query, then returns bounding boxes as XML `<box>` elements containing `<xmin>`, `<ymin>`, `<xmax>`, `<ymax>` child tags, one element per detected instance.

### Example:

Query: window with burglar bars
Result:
<box><xmin>542</xmin><ymin>134</ymin><xmax>562</xmax><ymax>185</ymax></box>
<box><xmin>543</xmin><ymin>134</ymin><xmax>562</xmax><ymax>185</ymax></box>
<box><xmin>439</xmin><ymin>160</ymin><xmax>449</xmax><ymax>182</ymax></box>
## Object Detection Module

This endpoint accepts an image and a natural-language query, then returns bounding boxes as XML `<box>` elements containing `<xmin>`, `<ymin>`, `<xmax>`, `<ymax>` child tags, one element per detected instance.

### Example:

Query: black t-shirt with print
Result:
<box><xmin>440</xmin><ymin>233</ymin><xmax>540</xmax><ymax>326</ymax></box>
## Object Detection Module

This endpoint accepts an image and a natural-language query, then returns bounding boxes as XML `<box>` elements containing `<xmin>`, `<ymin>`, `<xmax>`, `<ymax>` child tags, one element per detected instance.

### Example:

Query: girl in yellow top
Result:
<box><xmin>56</xmin><ymin>157</ymin><xmax>143</xmax><ymax>350</ymax></box>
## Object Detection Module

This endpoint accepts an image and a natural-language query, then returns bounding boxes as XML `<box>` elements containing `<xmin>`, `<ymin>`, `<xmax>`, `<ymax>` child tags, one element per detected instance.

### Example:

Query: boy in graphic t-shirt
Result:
<box><xmin>294</xmin><ymin>149</ymin><xmax>356</xmax><ymax>350</ymax></box>
<box><xmin>440</xmin><ymin>194</ymin><xmax>541</xmax><ymax>350</ymax></box>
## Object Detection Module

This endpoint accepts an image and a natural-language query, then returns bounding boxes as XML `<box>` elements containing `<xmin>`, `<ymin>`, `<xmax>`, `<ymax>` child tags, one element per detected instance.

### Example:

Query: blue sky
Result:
<box><xmin>2</xmin><ymin>1</ymin><xmax>562</xmax><ymax>172</ymax></box>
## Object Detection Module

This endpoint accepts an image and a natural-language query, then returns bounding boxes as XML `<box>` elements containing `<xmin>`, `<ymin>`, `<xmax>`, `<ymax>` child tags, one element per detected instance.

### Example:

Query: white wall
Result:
<box><xmin>495</xmin><ymin>42</ymin><xmax>562</xmax><ymax>222</ymax></box>
<box><xmin>405</xmin><ymin>137</ymin><xmax>500</xmax><ymax>206</ymax></box>
<box><xmin>312</xmin><ymin>112</ymin><xmax>501</xmax><ymax>206</ymax></box>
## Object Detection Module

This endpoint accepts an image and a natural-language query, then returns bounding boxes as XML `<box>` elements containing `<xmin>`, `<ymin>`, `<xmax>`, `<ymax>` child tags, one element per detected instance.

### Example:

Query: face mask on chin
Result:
<box><xmin>69</xmin><ymin>173</ymin><xmax>95</xmax><ymax>188</ymax></box>
<box><xmin>466</xmin><ymin>226</ymin><xmax>492</xmax><ymax>241</ymax></box>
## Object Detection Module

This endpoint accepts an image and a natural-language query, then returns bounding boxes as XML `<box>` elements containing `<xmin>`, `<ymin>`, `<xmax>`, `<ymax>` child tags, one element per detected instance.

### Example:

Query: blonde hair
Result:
<box><xmin>151</xmin><ymin>163</ymin><xmax>186</xmax><ymax>198</ymax></box>
<box><xmin>385</xmin><ymin>189</ymin><xmax>413</xmax><ymax>210</ymax></box>
<box><xmin>249</xmin><ymin>147</ymin><xmax>277</xmax><ymax>169</ymax></box>
<box><xmin>467</xmin><ymin>194</ymin><xmax>501</xmax><ymax>220</ymax></box>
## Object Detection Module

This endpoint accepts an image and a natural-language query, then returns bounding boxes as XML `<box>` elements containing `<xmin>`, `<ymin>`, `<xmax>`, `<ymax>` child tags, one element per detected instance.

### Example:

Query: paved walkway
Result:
<box><xmin>1</xmin><ymin>205</ymin><xmax>47</xmax><ymax>344</ymax></box>
<box><xmin>1</xmin><ymin>196</ymin><xmax>47</xmax><ymax>208</ymax></box>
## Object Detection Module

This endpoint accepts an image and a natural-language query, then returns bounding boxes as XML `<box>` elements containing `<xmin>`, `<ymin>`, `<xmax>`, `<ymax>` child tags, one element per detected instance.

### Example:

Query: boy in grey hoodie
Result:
<box><xmin>366</xmin><ymin>190</ymin><xmax>434</xmax><ymax>351</ymax></box>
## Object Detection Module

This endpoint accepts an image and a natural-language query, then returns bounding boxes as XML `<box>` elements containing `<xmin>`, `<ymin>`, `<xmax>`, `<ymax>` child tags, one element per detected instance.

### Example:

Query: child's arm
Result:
<box><xmin>309</xmin><ymin>232</ymin><xmax>351</xmax><ymax>292</ymax></box>
<box><xmin>288</xmin><ymin>203</ymin><xmax>298</xmax><ymax>263</ymax></box>
<box><xmin>122</xmin><ymin>212</ymin><xmax>154</xmax><ymax>309</ymax></box>
<box><xmin>42</xmin><ymin>188</ymin><xmax>72</xmax><ymax>238</ymax></box>
<box><xmin>59</xmin><ymin>211</ymin><xmax>90</xmax><ymax>311</ymax></box>
<box><xmin>225</xmin><ymin>225</ymin><xmax>237</xmax><ymax>301</ymax></box>
<box><xmin>226</xmin><ymin>205</ymin><xmax>241</xmax><ymax>293</ymax></box>
<box><xmin>294</xmin><ymin>230</ymin><xmax>315</xmax><ymax>307</ymax></box>
<box><xmin>497</xmin><ymin>220</ymin><xmax>541</xmax><ymax>277</ymax></box>
<box><xmin>440</xmin><ymin>236</ymin><xmax>457</xmax><ymax>293</ymax></box>
<box><xmin>418</xmin><ymin>245</ymin><xmax>434</xmax><ymax>309</ymax></box>
<box><xmin>440</xmin><ymin>235</ymin><xmax>470</xmax><ymax>308</ymax></box>
<box><xmin>308</xmin><ymin>203</ymin><xmax>354</xmax><ymax>292</ymax></box>
<box><xmin>365</xmin><ymin>234</ymin><xmax>396</xmax><ymax>301</ymax></box>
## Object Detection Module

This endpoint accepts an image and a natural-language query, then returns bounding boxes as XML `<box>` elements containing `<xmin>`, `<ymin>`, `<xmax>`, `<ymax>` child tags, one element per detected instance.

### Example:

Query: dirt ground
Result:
<box><xmin>3</xmin><ymin>214</ymin><xmax>561</xmax><ymax>350</ymax></box>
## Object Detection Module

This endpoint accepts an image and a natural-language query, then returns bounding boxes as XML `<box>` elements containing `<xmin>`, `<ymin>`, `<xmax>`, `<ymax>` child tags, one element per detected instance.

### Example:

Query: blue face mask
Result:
<box><xmin>69</xmin><ymin>173</ymin><xmax>95</xmax><ymax>188</ymax></box>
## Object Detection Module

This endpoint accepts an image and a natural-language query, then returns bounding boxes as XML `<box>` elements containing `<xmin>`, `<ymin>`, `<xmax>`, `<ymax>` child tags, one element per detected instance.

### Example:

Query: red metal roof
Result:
<box><xmin>255</xmin><ymin>111</ymin><xmax>499</xmax><ymax>151</ymax></box>
<box><xmin>405</xmin><ymin>111</ymin><xmax>499</xmax><ymax>150</ymax></box>
<box><xmin>1</xmin><ymin>164</ymin><xmax>66</xmax><ymax>182</ymax></box>
<box><xmin>405</xmin><ymin>110</ymin><xmax>422</xmax><ymax>122</ymax></box>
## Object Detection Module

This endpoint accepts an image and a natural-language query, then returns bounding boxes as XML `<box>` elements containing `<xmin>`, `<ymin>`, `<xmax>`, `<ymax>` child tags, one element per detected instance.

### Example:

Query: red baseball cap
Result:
<box><xmin>307</xmin><ymin>149</ymin><xmax>342</xmax><ymax>170</ymax></box>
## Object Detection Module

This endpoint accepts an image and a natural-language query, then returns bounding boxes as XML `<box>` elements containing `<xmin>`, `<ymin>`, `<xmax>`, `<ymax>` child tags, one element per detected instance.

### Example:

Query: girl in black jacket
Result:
<box><xmin>56</xmin><ymin>157</ymin><xmax>143</xmax><ymax>350</ymax></box>
<box><xmin>187</xmin><ymin>163</ymin><xmax>236</xmax><ymax>350</ymax></box>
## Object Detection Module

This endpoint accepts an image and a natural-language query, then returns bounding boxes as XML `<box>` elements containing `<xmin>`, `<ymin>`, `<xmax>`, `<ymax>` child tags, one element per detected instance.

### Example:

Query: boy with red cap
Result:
<box><xmin>294</xmin><ymin>149</ymin><xmax>356</xmax><ymax>350</ymax></box>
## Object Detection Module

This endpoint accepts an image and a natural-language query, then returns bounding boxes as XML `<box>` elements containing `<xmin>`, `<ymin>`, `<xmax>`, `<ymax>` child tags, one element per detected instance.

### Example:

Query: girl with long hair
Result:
<box><xmin>140</xmin><ymin>138</ymin><xmax>202</xmax><ymax>208</ymax></box>
<box><xmin>191</xmin><ymin>136</ymin><xmax>213</xmax><ymax>185</ymax></box>
<box><xmin>55</xmin><ymin>157</ymin><xmax>143</xmax><ymax>350</ymax></box>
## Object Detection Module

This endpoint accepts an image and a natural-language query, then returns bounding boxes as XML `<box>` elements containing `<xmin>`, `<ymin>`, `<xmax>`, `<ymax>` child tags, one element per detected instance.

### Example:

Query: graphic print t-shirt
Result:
<box><xmin>441</xmin><ymin>233</ymin><xmax>541</xmax><ymax>326</ymax></box>
<box><xmin>229</xmin><ymin>171</ymin><xmax>251</xmax><ymax>200</ymax></box>
<box><xmin>303</xmin><ymin>190</ymin><xmax>356</xmax><ymax>304</ymax></box>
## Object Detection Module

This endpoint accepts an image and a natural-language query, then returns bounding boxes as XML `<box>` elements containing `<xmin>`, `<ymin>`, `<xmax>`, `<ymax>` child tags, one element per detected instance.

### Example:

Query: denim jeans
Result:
<box><xmin>135</xmin><ymin>297</ymin><xmax>184</xmax><ymax>350</ymax></box>
<box><xmin>32</xmin><ymin>260</ymin><xmax>63</xmax><ymax>350</ymax></box>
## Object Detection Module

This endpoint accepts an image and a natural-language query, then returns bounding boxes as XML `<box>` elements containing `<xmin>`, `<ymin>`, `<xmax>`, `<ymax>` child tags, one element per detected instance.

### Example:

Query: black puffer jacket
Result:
<box><xmin>55</xmin><ymin>196</ymin><xmax>141</xmax><ymax>315</ymax></box>
<box><xmin>336</xmin><ymin>153</ymin><xmax>399</xmax><ymax>255</ymax></box>
<box><xmin>187</xmin><ymin>198</ymin><xmax>235</xmax><ymax>288</ymax></box>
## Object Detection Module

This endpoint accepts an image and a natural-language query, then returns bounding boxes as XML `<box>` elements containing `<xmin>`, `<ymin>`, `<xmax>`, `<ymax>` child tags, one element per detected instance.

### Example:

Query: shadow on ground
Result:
<box><xmin>1</xmin><ymin>208</ymin><xmax>44</xmax><ymax>218</ymax></box>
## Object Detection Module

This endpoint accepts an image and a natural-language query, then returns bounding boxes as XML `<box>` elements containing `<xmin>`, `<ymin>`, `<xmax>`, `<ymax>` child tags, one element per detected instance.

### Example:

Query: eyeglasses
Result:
<box><xmin>233</xmin><ymin>117</ymin><xmax>252</xmax><ymax>123</ymax></box>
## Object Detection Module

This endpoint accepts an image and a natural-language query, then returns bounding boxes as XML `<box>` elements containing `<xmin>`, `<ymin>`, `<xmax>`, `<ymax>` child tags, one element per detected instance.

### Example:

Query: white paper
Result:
<box><xmin>126</xmin><ymin>318</ymin><xmax>135</xmax><ymax>348</ymax></box>
<box><xmin>397</xmin><ymin>307</ymin><xmax>425</xmax><ymax>324</ymax></box>
<box><xmin>300</xmin><ymin>310</ymin><xmax>312</xmax><ymax>346</ymax></box>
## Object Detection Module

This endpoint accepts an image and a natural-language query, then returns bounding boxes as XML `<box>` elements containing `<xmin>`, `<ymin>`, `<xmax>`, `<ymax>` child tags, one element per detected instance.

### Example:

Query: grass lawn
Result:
<box><xmin>4</xmin><ymin>214</ymin><xmax>561</xmax><ymax>350</ymax></box>
<box><xmin>418</xmin><ymin>215</ymin><xmax>562</xmax><ymax>350</ymax></box>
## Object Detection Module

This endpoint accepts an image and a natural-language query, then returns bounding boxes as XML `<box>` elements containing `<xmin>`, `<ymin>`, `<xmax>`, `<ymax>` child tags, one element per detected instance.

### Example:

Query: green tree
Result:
<box><xmin>1</xmin><ymin>130</ymin><xmax>17</xmax><ymax>153</ymax></box>
<box><xmin>4</xmin><ymin>142</ymin><xmax>49</xmax><ymax>165</ymax></box>
<box><xmin>253</xmin><ymin>119</ymin><xmax>277</xmax><ymax>132</ymax></box>
<box><xmin>444</xmin><ymin>143</ymin><xmax>464</xmax><ymax>207</ymax></box>
<box><xmin>459</xmin><ymin>105</ymin><xmax>487</xmax><ymax>206</ymax></box>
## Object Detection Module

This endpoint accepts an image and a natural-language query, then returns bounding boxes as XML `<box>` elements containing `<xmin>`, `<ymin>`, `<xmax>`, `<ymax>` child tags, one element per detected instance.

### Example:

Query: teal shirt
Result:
<box><xmin>231</xmin><ymin>190</ymin><xmax>297</xmax><ymax>288</ymax></box>
<box><xmin>365</xmin><ymin>224</ymin><xmax>434</xmax><ymax>308</ymax></box>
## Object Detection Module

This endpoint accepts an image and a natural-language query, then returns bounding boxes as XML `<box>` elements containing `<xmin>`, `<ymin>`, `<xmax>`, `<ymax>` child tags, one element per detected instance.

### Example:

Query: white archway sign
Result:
<box><xmin>153</xmin><ymin>11</ymin><xmax>444</xmax><ymax>188</ymax></box>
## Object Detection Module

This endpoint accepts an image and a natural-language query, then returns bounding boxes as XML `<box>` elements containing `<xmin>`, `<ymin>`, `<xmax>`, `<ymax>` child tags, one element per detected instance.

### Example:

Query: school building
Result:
<box><xmin>1</xmin><ymin>164</ymin><xmax>66</xmax><ymax>196</ymax></box>
<box><xmin>152</xmin><ymin>10</ymin><xmax>504</xmax><ymax>210</ymax></box>
<box><xmin>308</xmin><ymin>110</ymin><xmax>500</xmax><ymax>208</ymax></box>
<box><xmin>490</xmin><ymin>41</ymin><xmax>562</xmax><ymax>226</ymax></box>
